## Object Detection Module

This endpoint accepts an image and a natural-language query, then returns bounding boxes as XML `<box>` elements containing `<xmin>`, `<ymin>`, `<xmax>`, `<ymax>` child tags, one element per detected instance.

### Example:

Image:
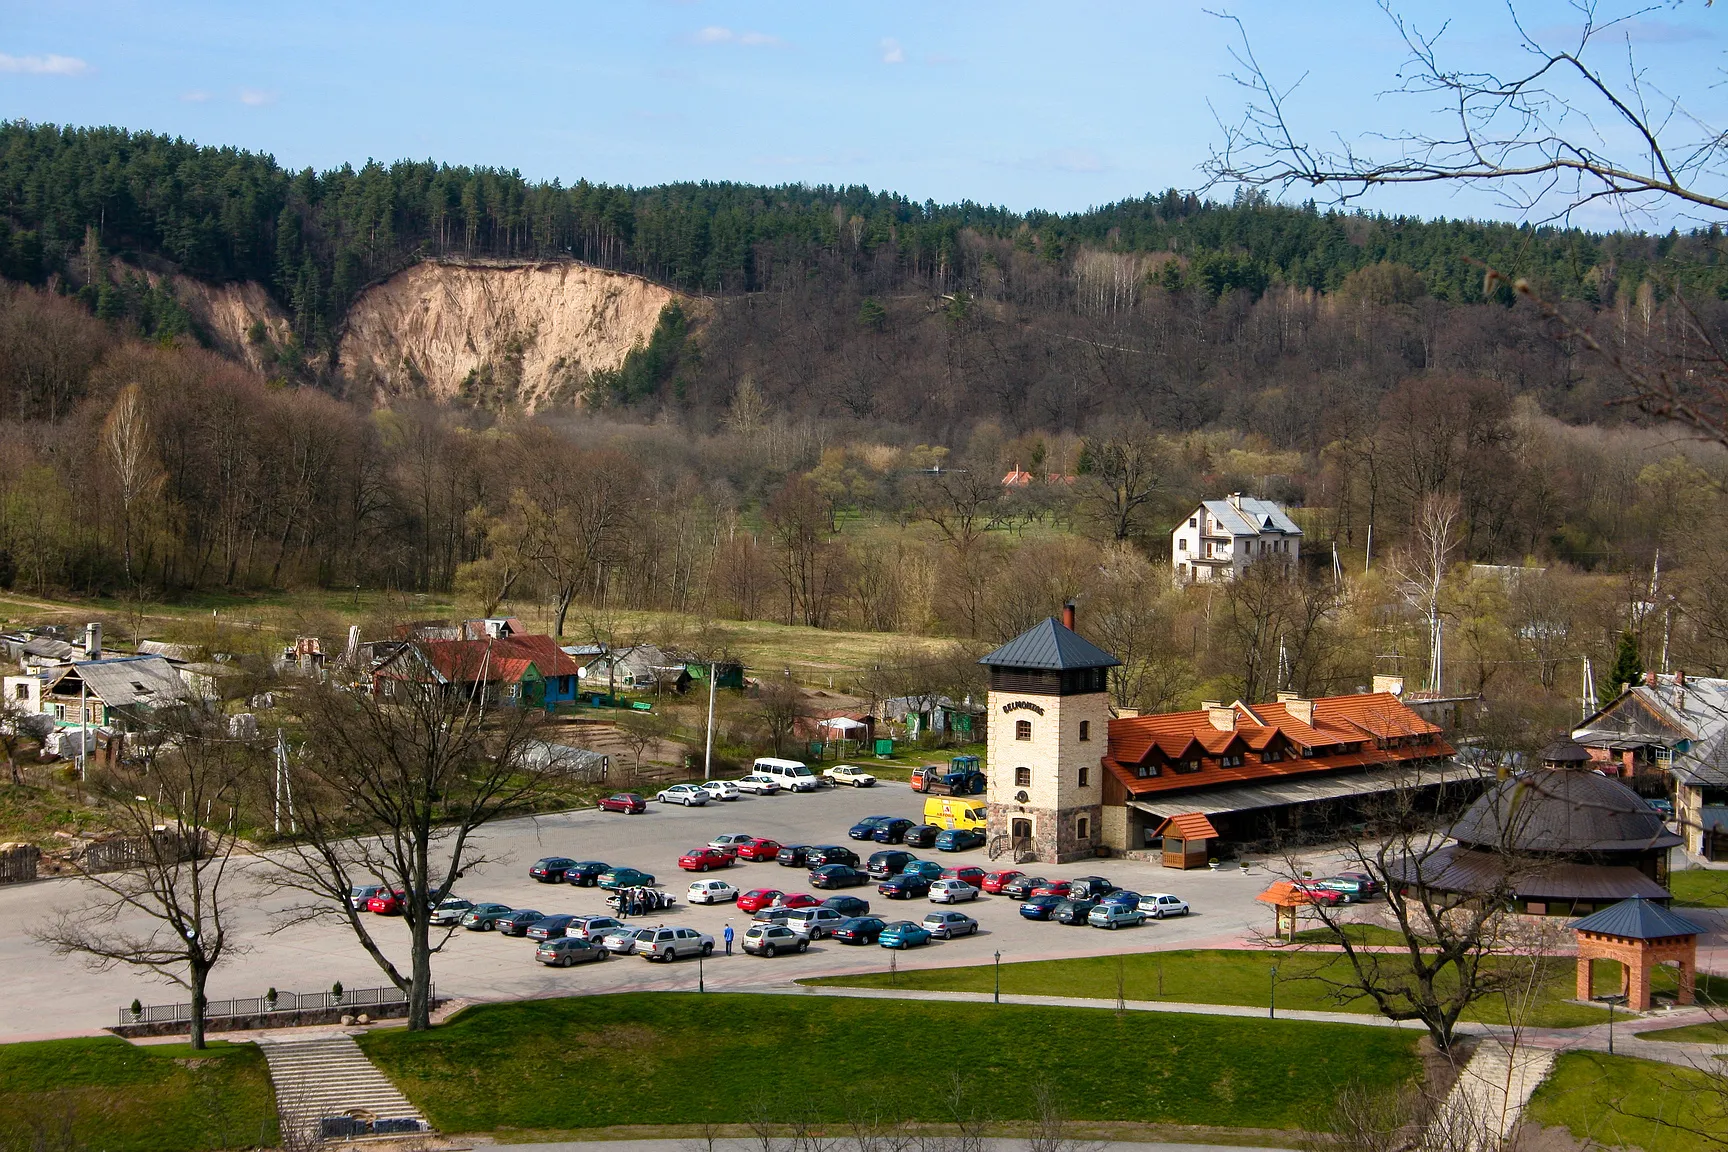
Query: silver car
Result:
<box><xmin>928</xmin><ymin>879</ymin><xmax>980</xmax><ymax>904</ymax></box>
<box><xmin>638</xmin><ymin>926</ymin><xmax>715</xmax><ymax>962</ymax></box>
<box><xmin>601</xmin><ymin>927</ymin><xmax>657</xmax><ymax>955</ymax></box>
<box><xmin>348</xmin><ymin>884</ymin><xmax>386</xmax><ymax>910</ymax></box>
<box><xmin>784</xmin><ymin>906</ymin><xmax>846</xmax><ymax>940</ymax></box>
<box><xmin>657</xmin><ymin>784</ymin><xmax>711</xmax><ymax>806</ymax></box>
<box><xmin>922</xmin><ymin>910</ymin><xmax>979</xmax><ymax>939</ymax></box>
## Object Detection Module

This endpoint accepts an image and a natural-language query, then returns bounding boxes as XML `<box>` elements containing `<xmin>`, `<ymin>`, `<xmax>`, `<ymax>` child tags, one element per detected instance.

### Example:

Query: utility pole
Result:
<box><xmin>703</xmin><ymin>661</ymin><xmax>716</xmax><ymax>781</ymax></box>
<box><xmin>1269</xmin><ymin>966</ymin><xmax>1277</xmax><ymax>1019</ymax></box>
<box><xmin>994</xmin><ymin>950</ymin><xmax>1001</xmax><ymax>1004</ymax></box>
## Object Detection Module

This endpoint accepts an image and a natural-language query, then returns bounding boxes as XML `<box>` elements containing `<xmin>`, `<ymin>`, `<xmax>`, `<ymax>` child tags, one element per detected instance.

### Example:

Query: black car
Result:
<box><xmin>870</xmin><ymin>818</ymin><xmax>915</xmax><ymax>844</ymax></box>
<box><xmin>847</xmin><ymin>816</ymin><xmax>897</xmax><ymax>841</ymax></box>
<box><xmin>902</xmin><ymin>824</ymin><xmax>942</xmax><ymax>849</ymax></box>
<box><xmin>867</xmin><ymin>850</ymin><xmax>917</xmax><ymax>881</ymax></box>
<box><xmin>821</xmin><ymin>894</ymin><xmax>872</xmax><ymax>917</ymax></box>
<box><xmin>1001</xmin><ymin>875</ymin><xmax>1048</xmax><ymax>901</ymax></box>
<box><xmin>878</xmin><ymin>873</ymin><xmax>933</xmax><ymax>899</ymax></box>
<box><xmin>530</xmin><ymin>857</ymin><xmax>578</xmax><ymax>883</ymax></box>
<box><xmin>776</xmin><ymin>845</ymin><xmax>815</xmax><ymax>868</ymax></box>
<box><xmin>496</xmin><ymin>909</ymin><xmax>546</xmax><ymax>936</ymax></box>
<box><xmin>810</xmin><ymin>864</ymin><xmax>870</xmax><ymax>889</ymax></box>
<box><xmin>524</xmin><ymin>913</ymin><xmax>580</xmax><ymax>940</ymax></box>
<box><xmin>1052</xmin><ymin>898</ymin><xmax>1099</xmax><ymax>925</ymax></box>
<box><xmin>1066</xmin><ymin>876</ymin><xmax>1116</xmax><ymax>900</ymax></box>
<box><xmin>805</xmin><ymin>845</ymin><xmax>861</xmax><ymax>869</ymax></box>
<box><xmin>562</xmin><ymin>861</ymin><xmax>611</xmax><ymax>886</ymax></box>
<box><xmin>830</xmin><ymin>916</ymin><xmax>888</xmax><ymax>945</ymax></box>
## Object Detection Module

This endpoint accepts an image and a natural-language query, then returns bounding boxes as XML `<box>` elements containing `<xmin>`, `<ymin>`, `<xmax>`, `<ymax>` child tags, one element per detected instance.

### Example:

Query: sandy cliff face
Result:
<box><xmin>338</xmin><ymin>260</ymin><xmax>683</xmax><ymax>409</ymax></box>
<box><xmin>173</xmin><ymin>276</ymin><xmax>294</xmax><ymax>373</ymax></box>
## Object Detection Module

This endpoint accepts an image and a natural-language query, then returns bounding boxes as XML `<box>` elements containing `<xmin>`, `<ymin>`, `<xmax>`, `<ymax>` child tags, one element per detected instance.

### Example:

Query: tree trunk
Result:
<box><xmin>408</xmin><ymin>915</ymin><xmax>433</xmax><ymax>1031</ymax></box>
<box><xmin>553</xmin><ymin>586</ymin><xmax>574</xmax><ymax>639</ymax></box>
<box><xmin>188</xmin><ymin>959</ymin><xmax>209</xmax><ymax>1050</ymax></box>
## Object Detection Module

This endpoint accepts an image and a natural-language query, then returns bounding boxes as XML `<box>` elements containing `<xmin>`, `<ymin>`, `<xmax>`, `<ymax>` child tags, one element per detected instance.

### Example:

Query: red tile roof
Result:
<box><xmin>379</xmin><ymin>635</ymin><xmax>583</xmax><ymax>685</ymax></box>
<box><xmin>1157</xmin><ymin>813</ymin><xmax>1219</xmax><ymax>840</ymax></box>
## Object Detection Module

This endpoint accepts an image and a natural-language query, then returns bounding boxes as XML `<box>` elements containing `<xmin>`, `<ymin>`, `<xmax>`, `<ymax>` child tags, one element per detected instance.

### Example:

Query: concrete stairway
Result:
<box><xmin>258</xmin><ymin>1032</ymin><xmax>430</xmax><ymax>1142</ymax></box>
<box><xmin>1424</xmin><ymin>1040</ymin><xmax>1556</xmax><ymax>1152</ymax></box>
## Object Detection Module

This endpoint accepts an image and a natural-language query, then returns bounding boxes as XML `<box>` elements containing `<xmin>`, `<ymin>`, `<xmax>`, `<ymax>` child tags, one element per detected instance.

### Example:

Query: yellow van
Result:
<box><xmin>923</xmin><ymin>796</ymin><xmax>987</xmax><ymax>831</ymax></box>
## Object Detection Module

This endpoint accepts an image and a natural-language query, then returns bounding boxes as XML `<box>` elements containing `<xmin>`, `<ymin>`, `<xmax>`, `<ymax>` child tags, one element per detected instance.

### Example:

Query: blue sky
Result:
<box><xmin>2</xmin><ymin>1</ymin><xmax>1720</xmax><ymax>226</ymax></box>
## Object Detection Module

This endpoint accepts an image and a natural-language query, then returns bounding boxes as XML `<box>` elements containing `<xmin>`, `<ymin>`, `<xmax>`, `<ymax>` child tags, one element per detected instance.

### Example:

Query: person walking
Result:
<box><xmin>723</xmin><ymin>922</ymin><xmax>734</xmax><ymax>955</ymax></box>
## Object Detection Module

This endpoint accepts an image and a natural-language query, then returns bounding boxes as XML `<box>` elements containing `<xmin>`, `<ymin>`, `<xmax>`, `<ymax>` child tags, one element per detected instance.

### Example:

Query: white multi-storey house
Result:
<box><xmin>1171</xmin><ymin>493</ymin><xmax>1301</xmax><ymax>584</ymax></box>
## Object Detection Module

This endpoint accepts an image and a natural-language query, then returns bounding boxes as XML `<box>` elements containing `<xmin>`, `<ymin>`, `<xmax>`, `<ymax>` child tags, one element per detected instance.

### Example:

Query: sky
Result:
<box><xmin>1</xmin><ymin>1</ymin><xmax>1721</xmax><ymax>227</ymax></box>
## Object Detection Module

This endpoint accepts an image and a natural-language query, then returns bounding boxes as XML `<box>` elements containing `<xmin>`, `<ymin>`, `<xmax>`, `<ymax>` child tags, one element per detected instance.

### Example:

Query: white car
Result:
<box><xmin>700</xmin><ymin>780</ymin><xmax>741</xmax><ymax>802</ymax></box>
<box><xmin>656</xmin><ymin>784</ymin><xmax>710</xmax><ymax>806</ymax></box>
<box><xmin>601</xmin><ymin>927</ymin><xmax>656</xmax><ymax>955</ymax></box>
<box><xmin>687</xmin><ymin>879</ymin><xmax>739</xmax><ymax>905</ymax></box>
<box><xmin>928</xmin><ymin>879</ymin><xmax>980</xmax><ymax>904</ymax></box>
<box><xmin>783</xmin><ymin>906</ymin><xmax>846</xmax><ymax>939</ymax></box>
<box><xmin>824</xmin><ymin>764</ymin><xmax>877</xmax><ymax>787</ymax></box>
<box><xmin>1143</xmin><ymin>893</ymin><xmax>1190</xmax><ymax>919</ymax></box>
<box><xmin>734</xmin><ymin>774</ymin><xmax>783</xmax><ymax>795</ymax></box>
<box><xmin>708</xmin><ymin>833</ymin><xmax>756</xmax><ymax>852</ymax></box>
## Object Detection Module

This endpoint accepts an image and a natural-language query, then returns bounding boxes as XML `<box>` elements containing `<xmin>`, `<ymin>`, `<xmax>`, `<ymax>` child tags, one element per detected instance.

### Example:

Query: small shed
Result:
<box><xmin>1571</xmin><ymin>897</ymin><xmax>1704</xmax><ymax>1010</ymax></box>
<box><xmin>1155</xmin><ymin>812</ymin><xmax>1219</xmax><ymax>869</ymax></box>
<box><xmin>1256</xmin><ymin>880</ymin><xmax>1326</xmax><ymax>941</ymax></box>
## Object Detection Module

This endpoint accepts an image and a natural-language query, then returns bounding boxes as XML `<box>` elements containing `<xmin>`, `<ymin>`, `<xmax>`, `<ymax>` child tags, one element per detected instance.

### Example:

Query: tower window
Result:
<box><xmin>1077</xmin><ymin>817</ymin><xmax>1090</xmax><ymax>840</ymax></box>
<box><xmin>1077</xmin><ymin>766</ymin><xmax>1090</xmax><ymax>787</ymax></box>
<box><xmin>1078</xmin><ymin>720</ymin><xmax>1091</xmax><ymax>742</ymax></box>
<box><xmin>1014</xmin><ymin>766</ymin><xmax>1031</xmax><ymax>787</ymax></box>
<box><xmin>1015</xmin><ymin>719</ymin><xmax>1032</xmax><ymax>741</ymax></box>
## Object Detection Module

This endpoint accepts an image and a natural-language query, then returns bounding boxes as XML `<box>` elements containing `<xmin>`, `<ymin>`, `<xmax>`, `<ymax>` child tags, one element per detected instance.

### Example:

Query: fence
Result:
<box><xmin>0</xmin><ymin>844</ymin><xmax>39</xmax><ymax>885</ymax></box>
<box><xmin>119</xmin><ymin>983</ymin><xmax>424</xmax><ymax>1027</ymax></box>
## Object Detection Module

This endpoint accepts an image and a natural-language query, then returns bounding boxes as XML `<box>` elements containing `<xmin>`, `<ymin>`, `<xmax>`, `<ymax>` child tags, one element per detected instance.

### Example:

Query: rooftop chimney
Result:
<box><xmin>1644</xmin><ymin>671</ymin><xmax>1658</xmax><ymax>688</ymax></box>
<box><xmin>1283</xmin><ymin>697</ymin><xmax>1315</xmax><ymax>726</ymax></box>
<box><xmin>1227</xmin><ymin>492</ymin><xmax>1244</xmax><ymax>510</ymax></box>
<box><xmin>1208</xmin><ymin>705</ymin><xmax>1237</xmax><ymax>732</ymax></box>
<box><xmin>83</xmin><ymin>622</ymin><xmax>101</xmax><ymax>660</ymax></box>
<box><xmin>1062</xmin><ymin>601</ymin><xmax>1076</xmax><ymax>631</ymax></box>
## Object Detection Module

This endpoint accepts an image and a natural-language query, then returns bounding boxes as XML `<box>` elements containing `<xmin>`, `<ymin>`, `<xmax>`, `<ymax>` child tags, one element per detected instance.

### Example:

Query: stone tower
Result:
<box><xmin>979</xmin><ymin>603</ymin><xmax>1119</xmax><ymax>864</ymax></box>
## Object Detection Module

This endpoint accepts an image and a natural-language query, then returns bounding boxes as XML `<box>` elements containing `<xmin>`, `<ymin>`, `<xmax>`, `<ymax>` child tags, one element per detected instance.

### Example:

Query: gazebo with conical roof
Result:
<box><xmin>1571</xmin><ymin>897</ymin><xmax>1704</xmax><ymax>1010</ymax></box>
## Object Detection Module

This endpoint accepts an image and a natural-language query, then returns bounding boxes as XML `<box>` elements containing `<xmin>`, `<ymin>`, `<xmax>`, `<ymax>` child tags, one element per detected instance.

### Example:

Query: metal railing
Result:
<box><xmin>119</xmin><ymin>983</ymin><xmax>425</xmax><ymax>1027</ymax></box>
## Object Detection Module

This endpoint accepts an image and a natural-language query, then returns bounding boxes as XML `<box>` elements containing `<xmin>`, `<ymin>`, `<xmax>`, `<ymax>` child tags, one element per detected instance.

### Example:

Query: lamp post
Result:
<box><xmin>1607</xmin><ymin>995</ymin><xmax>1614</xmax><ymax>1054</ymax></box>
<box><xmin>698</xmin><ymin>952</ymin><xmax>705</xmax><ymax>994</ymax></box>
<box><xmin>994</xmin><ymin>950</ymin><xmax>1001</xmax><ymax>1005</ymax></box>
<box><xmin>1269</xmin><ymin>966</ymin><xmax>1277</xmax><ymax>1019</ymax></box>
<box><xmin>703</xmin><ymin>662</ymin><xmax>716</xmax><ymax>781</ymax></box>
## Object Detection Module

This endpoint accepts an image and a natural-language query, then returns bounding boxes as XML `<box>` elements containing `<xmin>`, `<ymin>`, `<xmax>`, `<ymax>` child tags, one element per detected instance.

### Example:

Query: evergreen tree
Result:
<box><xmin>1600</xmin><ymin>630</ymin><xmax>1645</xmax><ymax>706</ymax></box>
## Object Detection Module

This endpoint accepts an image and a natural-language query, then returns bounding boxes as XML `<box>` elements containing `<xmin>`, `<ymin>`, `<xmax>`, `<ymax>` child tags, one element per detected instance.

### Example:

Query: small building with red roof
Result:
<box><xmin>373</xmin><ymin>633</ymin><xmax>584</xmax><ymax>709</ymax></box>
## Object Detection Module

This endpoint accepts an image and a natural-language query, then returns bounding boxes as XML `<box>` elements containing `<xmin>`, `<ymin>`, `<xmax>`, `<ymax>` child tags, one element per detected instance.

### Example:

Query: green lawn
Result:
<box><xmin>360</xmin><ymin>992</ymin><xmax>1420</xmax><ymax>1136</ymax></box>
<box><xmin>1528</xmin><ymin>1051</ymin><xmax>1727</xmax><ymax>1152</ymax></box>
<box><xmin>1670</xmin><ymin>870</ymin><xmax>1728</xmax><ymax>908</ymax></box>
<box><xmin>801</xmin><ymin>949</ymin><xmax>1613</xmax><ymax>1029</ymax></box>
<box><xmin>1291</xmin><ymin>924</ymin><xmax>1412</xmax><ymax>946</ymax></box>
<box><xmin>1634</xmin><ymin>1019</ymin><xmax>1728</xmax><ymax>1043</ymax></box>
<box><xmin>0</xmin><ymin>1037</ymin><xmax>276</xmax><ymax>1152</ymax></box>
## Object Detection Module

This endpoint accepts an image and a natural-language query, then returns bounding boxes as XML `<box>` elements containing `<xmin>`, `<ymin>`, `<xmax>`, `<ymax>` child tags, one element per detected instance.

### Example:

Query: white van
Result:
<box><xmin>751</xmin><ymin>757</ymin><xmax>820</xmax><ymax>792</ymax></box>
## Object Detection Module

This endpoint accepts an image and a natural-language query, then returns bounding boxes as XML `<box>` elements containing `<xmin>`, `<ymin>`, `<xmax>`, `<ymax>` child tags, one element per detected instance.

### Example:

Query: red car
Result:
<box><xmin>1030</xmin><ymin>880</ymin><xmax>1073</xmax><ymax>899</ymax></box>
<box><xmin>678</xmin><ymin>848</ymin><xmax>735</xmax><ymax>872</ymax></box>
<box><xmin>366</xmin><ymin>888</ymin><xmax>409</xmax><ymax>914</ymax></box>
<box><xmin>942</xmin><ymin>866</ymin><xmax>987</xmax><ymax>889</ymax></box>
<box><xmin>598</xmin><ymin>792</ymin><xmax>647</xmax><ymax>814</ymax></box>
<box><xmin>737</xmin><ymin>888</ymin><xmax>784</xmax><ymax>913</ymax></box>
<box><xmin>736</xmin><ymin>837</ymin><xmax>782</xmax><ymax>862</ymax></box>
<box><xmin>774</xmin><ymin>892</ymin><xmax>822</xmax><ymax>910</ymax></box>
<box><xmin>1295</xmin><ymin>883</ymin><xmax>1348</xmax><ymax>907</ymax></box>
<box><xmin>982</xmin><ymin>869</ymin><xmax>1023</xmax><ymax>894</ymax></box>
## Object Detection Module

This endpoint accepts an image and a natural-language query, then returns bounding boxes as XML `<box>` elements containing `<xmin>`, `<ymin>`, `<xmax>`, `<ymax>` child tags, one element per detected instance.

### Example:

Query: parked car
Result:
<box><xmin>734</xmin><ymin>774</ymin><xmax>784</xmax><ymax>795</ymax></box>
<box><xmin>742</xmin><ymin>922</ymin><xmax>809</xmax><ymax>957</ymax></box>
<box><xmin>1052</xmin><ymin>899</ymin><xmax>1098</xmax><ymax>925</ymax></box>
<box><xmin>366</xmin><ymin>888</ymin><xmax>410</xmax><ymax>915</ymax></box>
<box><xmin>872</xmin><ymin>819</ymin><xmax>918</xmax><ymax>844</ymax></box>
<box><xmin>496</xmin><ymin>909</ymin><xmax>548</xmax><ymax>936</ymax></box>
<box><xmin>940</xmin><ymin>865</ymin><xmax>987</xmax><ymax>888</ymax></box>
<box><xmin>1314</xmin><ymin>875</ymin><xmax>1378</xmax><ymax>901</ymax></box>
<box><xmin>805</xmin><ymin>845</ymin><xmax>861</xmax><ymax>868</ymax></box>
<box><xmin>981</xmin><ymin>869</ymin><xmax>1023</xmax><ymax>894</ymax></box>
<box><xmin>525</xmin><ymin>914</ymin><xmax>582</xmax><ymax>940</ymax></box>
<box><xmin>879</xmin><ymin>920</ymin><xmax>933</xmax><ymax>948</ymax></box>
<box><xmin>687</xmin><ymin>879</ymin><xmax>739</xmax><ymax>905</ymax></box>
<box><xmin>1088</xmin><ymin>903</ymin><xmax>1146</xmax><ymax>930</ymax></box>
<box><xmin>536</xmin><ymin>936</ymin><xmax>607</xmax><ymax>966</ymax></box>
<box><xmin>568</xmin><ymin>915</ymin><xmax>626</xmax><ymax>940</ymax></box>
<box><xmin>563</xmin><ymin>861</ymin><xmax>611</xmax><ymax>886</ymax></box>
<box><xmin>831</xmin><ymin>916</ymin><xmax>888</xmax><ymax>945</ymax></box>
<box><xmin>849</xmin><ymin>815</ymin><xmax>897</xmax><ymax>841</ymax></box>
<box><xmin>878</xmin><ymin>873</ymin><xmax>933</xmax><ymax>899</ymax></box>
<box><xmin>935</xmin><ymin>828</ymin><xmax>987</xmax><ymax>852</ymax></box>
<box><xmin>598</xmin><ymin>793</ymin><xmax>647</xmax><ymax>814</ymax></box>
<box><xmin>900</xmin><ymin>859</ymin><xmax>946</xmax><ymax>881</ymax></box>
<box><xmin>1334</xmin><ymin>871</ymin><xmax>1384</xmax><ymax>898</ymax></box>
<box><xmin>784</xmin><ymin>906</ymin><xmax>846</xmax><ymax>939</ymax></box>
<box><xmin>810</xmin><ymin>864</ymin><xmax>870</xmax><ymax>889</ymax></box>
<box><xmin>751</xmin><ymin>905</ymin><xmax>799</xmax><ymax>925</ymax></box>
<box><xmin>922</xmin><ymin>909</ymin><xmax>979</xmax><ymax>938</ymax></box>
<box><xmin>707</xmin><ymin>833</ymin><xmax>755</xmax><ymax>853</ymax></box>
<box><xmin>821</xmin><ymin>894</ymin><xmax>872</xmax><ymax>918</ymax></box>
<box><xmin>774</xmin><ymin>892</ymin><xmax>822</xmax><ymax>910</ymax></box>
<box><xmin>638</xmin><ymin>925</ymin><xmax>715</xmax><ymax>962</ymax></box>
<box><xmin>657</xmin><ymin>784</ymin><xmax>711</xmax><ymax>807</ymax></box>
<box><xmin>775</xmin><ymin>845</ymin><xmax>814</xmax><ymax>868</ymax></box>
<box><xmin>460</xmin><ymin>903</ymin><xmax>514</xmax><ymax>930</ymax></box>
<box><xmin>1100</xmin><ymin>890</ymin><xmax>1142</xmax><ymax>910</ymax></box>
<box><xmin>737</xmin><ymin>889</ymin><xmax>784</xmax><ymax>913</ymax></box>
<box><xmin>1018</xmin><ymin>895</ymin><xmax>1064</xmax><ymax>921</ymax></box>
<box><xmin>529</xmin><ymin>857</ymin><xmax>578</xmax><ymax>883</ymax></box>
<box><xmin>601</xmin><ymin>927</ymin><xmax>657</xmax><ymax>955</ymax></box>
<box><xmin>928</xmin><ymin>879</ymin><xmax>979</xmax><ymax>904</ymax></box>
<box><xmin>699</xmin><ymin>780</ymin><xmax>742</xmax><ymax>802</ymax></box>
<box><xmin>750</xmin><ymin>757</ymin><xmax>821</xmax><ymax>792</ymax></box>
<box><xmin>429</xmin><ymin>897</ymin><xmax>474</xmax><ymax>926</ymax></box>
<box><xmin>824</xmin><ymin>765</ymin><xmax>877</xmax><ymax>787</ymax></box>
<box><xmin>679</xmin><ymin>847</ymin><xmax>736</xmax><ymax>872</ymax></box>
<box><xmin>1000</xmin><ymin>875</ymin><xmax>1047</xmax><ymax>900</ymax></box>
<box><xmin>867</xmin><ymin>850</ymin><xmax>918</xmax><ymax>880</ymax></box>
<box><xmin>1067</xmin><ymin>876</ymin><xmax>1116</xmax><ymax>900</ymax></box>
<box><xmin>1294</xmin><ymin>882</ymin><xmax>1348</xmax><ymax>907</ymax></box>
<box><xmin>736</xmin><ymin>837</ymin><xmax>782</xmax><ymax>862</ymax></box>
<box><xmin>902</xmin><ymin>824</ymin><xmax>942</xmax><ymax>848</ymax></box>
<box><xmin>598</xmin><ymin>867</ymin><xmax>656</xmax><ymax>889</ymax></box>
<box><xmin>1142</xmin><ymin>893</ymin><xmax>1190</xmax><ymax>919</ymax></box>
<box><xmin>348</xmin><ymin>884</ymin><xmax>387</xmax><ymax>910</ymax></box>
<box><xmin>1030</xmin><ymin>880</ymin><xmax>1074</xmax><ymax>899</ymax></box>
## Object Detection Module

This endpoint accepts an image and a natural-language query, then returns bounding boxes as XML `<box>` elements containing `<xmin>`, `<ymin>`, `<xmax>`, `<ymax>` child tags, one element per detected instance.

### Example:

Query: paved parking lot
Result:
<box><xmin>0</xmin><ymin>781</ymin><xmax>1342</xmax><ymax>1039</ymax></box>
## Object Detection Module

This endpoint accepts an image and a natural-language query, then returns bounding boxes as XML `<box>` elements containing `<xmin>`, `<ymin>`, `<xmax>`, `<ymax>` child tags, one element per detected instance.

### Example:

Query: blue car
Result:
<box><xmin>1019</xmin><ymin>895</ymin><xmax>1064</xmax><ymax>921</ymax></box>
<box><xmin>899</xmin><ymin>860</ymin><xmax>945</xmax><ymax>881</ymax></box>
<box><xmin>878</xmin><ymin>920</ymin><xmax>933</xmax><ymax>949</ymax></box>
<box><xmin>878</xmin><ymin>873</ymin><xmax>933</xmax><ymax>899</ymax></box>
<box><xmin>848</xmin><ymin>816</ymin><xmax>898</xmax><ymax>841</ymax></box>
<box><xmin>871</xmin><ymin>819</ymin><xmax>915</xmax><ymax>843</ymax></box>
<box><xmin>934</xmin><ymin>828</ymin><xmax>986</xmax><ymax>852</ymax></box>
<box><xmin>1100</xmin><ymin>890</ymin><xmax>1143</xmax><ymax>910</ymax></box>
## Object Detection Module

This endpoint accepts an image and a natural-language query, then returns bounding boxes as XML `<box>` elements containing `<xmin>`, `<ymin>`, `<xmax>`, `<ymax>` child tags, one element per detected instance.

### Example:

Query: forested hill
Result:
<box><xmin>2</xmin><ymin>120</ymin><xmax>1720</xmax><ymax>355</ymax></box>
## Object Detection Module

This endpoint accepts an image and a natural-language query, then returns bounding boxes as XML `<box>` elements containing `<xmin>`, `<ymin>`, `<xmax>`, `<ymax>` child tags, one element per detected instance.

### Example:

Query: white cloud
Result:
<box><xmin>238</xmin><ymin>88</ymin><xmax>277</xmax><ymax>106</ymax></box>
<box><xmin>692</xmin><ymin>26</ymin><xmax>780</xmax><ymax>46</ymax></box>
<box><xmin>880</xmin><ymin>37</ymin><xmax>905</xmax><ymax>64</ymax></box>
<box><xmin>181</xmin><ymin>90</ymin><xmax>210</xmax><ymax>103</ymax></box>
<box><xmin>0</xmin><ymin>52</ymin><xmax>89</xmax><ymax>76</ymax></box>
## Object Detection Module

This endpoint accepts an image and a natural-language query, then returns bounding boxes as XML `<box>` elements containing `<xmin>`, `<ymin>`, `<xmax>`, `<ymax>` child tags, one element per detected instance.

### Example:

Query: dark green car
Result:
<box><xmin>598</xmin><ymin>867</ymin><xmax>656</xmax><ymax>889</ymax></box>
<box><xmin>461</xmin><ymin>902</ymin><xmax>514</xmax><ymax>930</ymax></box>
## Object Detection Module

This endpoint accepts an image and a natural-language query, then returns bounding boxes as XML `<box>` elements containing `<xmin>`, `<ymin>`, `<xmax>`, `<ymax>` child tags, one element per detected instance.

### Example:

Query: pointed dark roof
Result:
<box><xmin>1570</xmin><ymin>897</ymin><xmax>1704</xmax><ymax>940</ymax></box>
<box><xmin>979</xmin><ymin>617</ymin><xmax>1120</xmax><ymax>671</ymax></box>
